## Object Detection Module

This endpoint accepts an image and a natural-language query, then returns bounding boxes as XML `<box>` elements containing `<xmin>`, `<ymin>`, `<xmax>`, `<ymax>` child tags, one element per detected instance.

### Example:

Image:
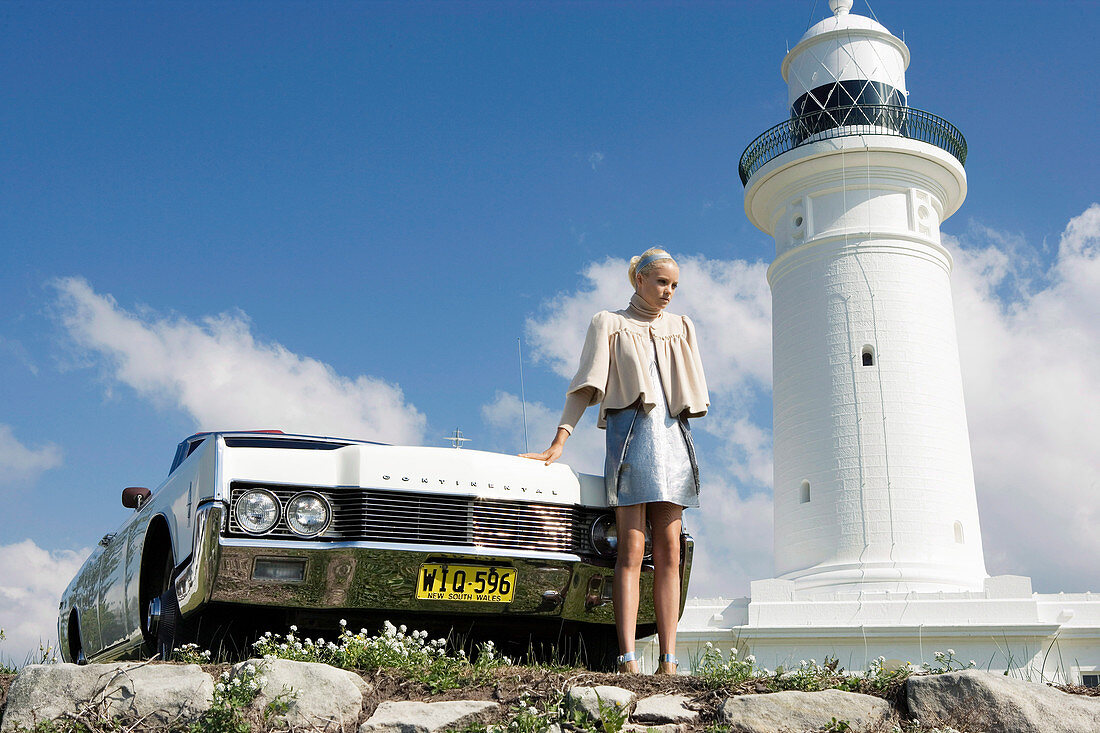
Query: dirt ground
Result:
<box><xmin>1</xmin><ymin>666</ymin><xmax>1096</xmax><ymax>732</ymax></box>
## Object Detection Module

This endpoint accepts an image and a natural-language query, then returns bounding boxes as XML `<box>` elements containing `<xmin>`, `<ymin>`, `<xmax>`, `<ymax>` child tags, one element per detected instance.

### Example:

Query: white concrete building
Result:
<box><xmin>646</xmin><ymin>0</ymin><xmax>1100</xmax><ymax>684</ymax></box>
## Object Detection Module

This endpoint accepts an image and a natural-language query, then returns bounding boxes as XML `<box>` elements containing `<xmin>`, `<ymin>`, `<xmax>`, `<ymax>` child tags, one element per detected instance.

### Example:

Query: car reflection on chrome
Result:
<box><xmin>58</xmin><ymin>431</ymin><xmax>693</xmax><ymax>664</ymax></box>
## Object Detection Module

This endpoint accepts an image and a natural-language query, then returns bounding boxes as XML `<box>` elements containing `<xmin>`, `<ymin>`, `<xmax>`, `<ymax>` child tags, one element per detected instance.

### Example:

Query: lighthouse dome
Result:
<box><xmin>796</xmin><ymin>1</ymin><xmax>891</xmax><ymax>45</ymax></box>
<box><xmin>782</xmin><ymin>0</ymin><xmax>910</xmax><ymax>114</ymax></box>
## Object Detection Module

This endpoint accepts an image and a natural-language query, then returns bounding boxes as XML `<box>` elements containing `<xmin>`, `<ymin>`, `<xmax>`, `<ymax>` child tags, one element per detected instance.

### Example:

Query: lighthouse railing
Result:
<box><xmin>739</xmin><ymin>105</ymin><xmax>968</xmax><ymax>185</ymax></box>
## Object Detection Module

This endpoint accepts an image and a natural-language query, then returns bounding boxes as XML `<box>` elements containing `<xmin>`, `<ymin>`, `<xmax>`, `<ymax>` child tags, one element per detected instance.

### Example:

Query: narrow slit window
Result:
<box><xmin>861</xmin><ymin>346</ymin><xmax>875</xmax><ymax>367</ymax></box>
<box><xmin>953</xmin><ymin>521</ymin><xmax>965</xmax><ymax>544</ymax></box>
<box><xmin>800</xmin><ymin>480</ymin><xmax>811</xmax><ymax>504</ymax></box>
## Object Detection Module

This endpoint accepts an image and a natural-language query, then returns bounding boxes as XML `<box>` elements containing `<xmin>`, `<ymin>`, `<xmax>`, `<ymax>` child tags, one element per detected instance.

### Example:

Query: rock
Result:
<box><xmin>631</xmin><ymin>694</ymin><xmax>698</xmax><ymax>724</ymax></box>
<box><xmin>358</xmin><ymin>700</ymin><xmax>497</xmax><ymax>733</ymax></box>
<box><xmin>623</xmin><ymin>724</ymin><xmax>688</xmax><ymax>733</ymax></box>
<box><xmin>0</xmin><ymin>662</ymin><xmax>213</xmax><ymax>733</ymax></box>
<box><xmin>232</xmin><ymin>658</ymin><xmax>366</xmax><ymax>731</ymax></box>
<box><xmin>566</xmin><ymin>685</ymin><xmax>636</xmax><ymax>722</ymax></box>
<box><xmin>906</xmin><ymin>670</ymin><xmax>1100</xmax><ymax>733</ymax></box>
<box><xmin>719</xmin><ymin>688</ymin><xmax>895</xmax><ymax>733</ymax></box>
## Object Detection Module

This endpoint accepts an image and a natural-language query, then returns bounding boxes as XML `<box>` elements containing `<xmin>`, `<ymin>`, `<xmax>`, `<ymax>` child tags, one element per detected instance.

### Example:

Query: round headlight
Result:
<box><xmin>590</xmin><ymin>514</ymin><xmax>653</xmax><ymax>558</ymax></box>
<box><xmin>285</xmin><ymin>492</ymin><xmax>330</xmax><ymax>536</ymax></box>
<box><xmin>235</xmin><ymin>490</ymin><xmax>279</xmax><ymax>534</ymax></box>
<box><xmin>590</xmin><ymin>514</ymin><xmax>618</xmax><ymax>556</ymax></box>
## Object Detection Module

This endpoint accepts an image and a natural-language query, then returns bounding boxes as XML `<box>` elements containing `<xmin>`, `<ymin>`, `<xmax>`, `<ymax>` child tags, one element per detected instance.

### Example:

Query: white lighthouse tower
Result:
<box><xmin>655</xmin><ymin>1</ymin><xmax>1100</xmax><ymax>681</ymax></box>
<box><xmin>743</xmin><ymin>0</ymin><xmax>986</xmax><ymax>594</ymax></box>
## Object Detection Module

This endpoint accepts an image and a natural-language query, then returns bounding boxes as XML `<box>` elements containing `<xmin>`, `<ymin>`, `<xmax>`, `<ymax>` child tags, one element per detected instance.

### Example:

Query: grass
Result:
<box><xmin>0</xmin><ymin>627</ymin><xmax>60</xmax><ymax>675</ymax></box>
<box><xmin>245</xmin><ymin>619</ymin><xmax>512</xmax><ymax>693</ymax></box>
<box><xmin>5</xmin><ymin>620</ymin><xmax>1082</xmax><ymax>733</ymax></box>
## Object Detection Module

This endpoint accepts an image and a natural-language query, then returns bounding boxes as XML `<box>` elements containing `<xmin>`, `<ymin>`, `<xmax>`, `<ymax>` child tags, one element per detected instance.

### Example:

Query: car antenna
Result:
<box><xmin>517</xmin><ymin>337</ymin><xmax>529</xmax><ymax>453</ymax></box>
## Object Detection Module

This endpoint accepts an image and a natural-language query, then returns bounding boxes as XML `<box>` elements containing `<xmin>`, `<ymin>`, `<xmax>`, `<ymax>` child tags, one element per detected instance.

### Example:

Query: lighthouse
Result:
<box><xmin>651</xmin><ymin>0</ymin><xmax>1100</xmax><ymax>680</ymax></box>
<box><xmin>742</xmin><ymin>0</ymin><xmax>985</xmax><ymax>594</ymax></box>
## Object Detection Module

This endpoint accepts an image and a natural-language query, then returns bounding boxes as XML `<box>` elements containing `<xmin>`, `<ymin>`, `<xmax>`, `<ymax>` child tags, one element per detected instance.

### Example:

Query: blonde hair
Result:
<box><xmin>627</xmin><ymin>247</ymin><xmax>676</xmax><ymax>288</ymax></box>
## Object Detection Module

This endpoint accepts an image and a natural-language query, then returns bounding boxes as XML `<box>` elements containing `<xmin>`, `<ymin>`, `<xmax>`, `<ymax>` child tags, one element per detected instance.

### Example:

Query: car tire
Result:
<box><xmin>67</xmin><ymin>611</ymin><xmax>86</xmax><ymax>665</ymax></box>
<box><xmin>142</xmin><ymin>549</ymin><xmax>177</xmax><ymax>659</ymax></box>
<box><xmin>155</xmin><ymin>583</ymin><xmax>180</xmax><ymax>661</ymax></box>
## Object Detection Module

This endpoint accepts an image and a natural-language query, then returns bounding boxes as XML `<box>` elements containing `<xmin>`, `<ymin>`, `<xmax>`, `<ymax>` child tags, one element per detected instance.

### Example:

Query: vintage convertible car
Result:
<box><xmin>58</xmin><ymin>430</ymin><xmax>694</xmax><ymax>665</ymax></box>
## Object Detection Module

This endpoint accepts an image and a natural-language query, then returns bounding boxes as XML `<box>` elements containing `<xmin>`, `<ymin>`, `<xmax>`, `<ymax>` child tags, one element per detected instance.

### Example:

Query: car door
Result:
<box><xmin>94</xmin><ymin>520</ymin><xmax>134</xmax><ymax>654</ymax></box>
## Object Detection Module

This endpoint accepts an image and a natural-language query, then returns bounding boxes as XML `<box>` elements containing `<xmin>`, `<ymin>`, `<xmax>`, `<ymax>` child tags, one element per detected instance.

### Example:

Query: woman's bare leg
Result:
<box><xmin>613</xmin><ymin>504</ymin><xmax>647</xmax><ymax>672</ymax></box>
<box><xmin>648</xmin><ymin>501</ymin><xmax>683</xmax><ymax>673</ymax></box>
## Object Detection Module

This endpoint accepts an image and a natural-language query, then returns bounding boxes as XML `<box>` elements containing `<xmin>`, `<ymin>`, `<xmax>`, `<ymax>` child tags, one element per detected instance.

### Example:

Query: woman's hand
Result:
<box><xmin>520</xmin><ymin>428</ymin><xmax>569</xmax><ymax>465</ymax></box>
<box><xmin>520</xmin><ymin>444</ymin><xmax>563</xmax><ymax>465</ymax></box>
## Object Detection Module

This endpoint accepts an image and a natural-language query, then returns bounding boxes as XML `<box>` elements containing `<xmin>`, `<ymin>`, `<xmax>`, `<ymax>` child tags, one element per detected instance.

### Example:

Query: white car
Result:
<box><xmin>58</xmin><ymin>431</ymin><xmax>694</xmax><ymax>665</ymax></box>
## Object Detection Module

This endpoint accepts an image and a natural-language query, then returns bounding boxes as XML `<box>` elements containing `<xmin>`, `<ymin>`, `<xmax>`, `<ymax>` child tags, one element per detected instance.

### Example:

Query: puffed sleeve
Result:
<box><xmin>565</xmin><ymin>312</ymin><xmax>613</xmax><ymax>405</ymax></box>
<box><xmin>681</xmin><ymin>314</ymin><xmax>710</xmax><ymax>416</ymax></box>
<box><xmin>557</xmin><ymin>388</ymin><xmax>594</xmax><ymax>434</ymax></box>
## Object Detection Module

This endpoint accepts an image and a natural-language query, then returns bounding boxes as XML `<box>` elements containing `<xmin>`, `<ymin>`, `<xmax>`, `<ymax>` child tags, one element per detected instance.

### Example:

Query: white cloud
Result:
<box><xmin>522</xmin><ymin>254</ymin><xmax>774</xmax><ymax>493</ymax></box>
<box><xmin>52</xmin><ymin>277</ymin><xmax>427</xmax><ymax>445</ymax></box>
<box><xmin>514</xmin><ymin>204</ymin><xmax>1100</xmax><ymax>599</ymax></box>
<box><xmin>525</xmin><ymin>256</ymin><xmax>772</xmax><ymax>397</ymax></box>
<box><xmin>0</xmin><ymin>540</ymin><xmax>90</xmax><ymax>665</ymax></box>
<box><xmin>952</xmin><ymin>203</ymin><xmax>1100</xmax><ymax>592</ymax></box>
<box><xmin>481</xmin><ymin>391</ymin><xmax>606</xmax><ymax>474</ymax></box>
<box><xmin>0</xmin><ymin>424</ymin><xmax>62</xmax><ymax>485</ymax></box>
<box><xmin>686</xmin><ymin>485</ymin><xmax>773</xmax><ymax>597</ymax></box>
<box><xmin>515</xmin><ymin>254</ymin><xmax>777</xmax><ymax>598</ymax></box>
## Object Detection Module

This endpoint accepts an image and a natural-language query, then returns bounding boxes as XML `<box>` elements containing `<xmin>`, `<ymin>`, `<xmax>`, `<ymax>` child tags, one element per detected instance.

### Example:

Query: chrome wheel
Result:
<box><xmin>146</xmin><ymin>596</ymin><xmax>162</xmax><ymax>634</ymax></box>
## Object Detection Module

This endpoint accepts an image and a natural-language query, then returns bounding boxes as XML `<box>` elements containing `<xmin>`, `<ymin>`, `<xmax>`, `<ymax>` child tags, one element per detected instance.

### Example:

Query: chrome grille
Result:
<box><xmin>227</xmin><ymin>482</ymin><xmax>601</xmax><ymax>555</ymax></box>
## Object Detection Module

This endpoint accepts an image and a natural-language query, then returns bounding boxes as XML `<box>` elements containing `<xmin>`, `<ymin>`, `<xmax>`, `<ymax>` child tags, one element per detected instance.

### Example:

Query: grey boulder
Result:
<box><xmin>358</xmin><ymin>700</ymin><xmax>497</xmax><ymax>733</ymax></box>
<box><xmin>631</xmin><ymin>694</ymin><xmax>698</xmax><ymax>725</ymax></box>
<box><xmin>566</xmin><ymin>685</ymin><xmax>636</xmax><ymax>722</ymax></box>
<box><xmin>1</xmin><ymin>662</ymin><xmax>213</xmax><ymax>733</ymax></box>
<box><xmin>719</xmin><ymin>688</ymin><xmax>895</xmax><ymax>733</ymax></box>
<box><xmin>232</xmin><ymin>658</ymin><xmax>368</xmax><ymax>731</ymax></box>
<box><xmin>906</xmin><ymin>670</ymin><xmax>1100</xmax><ymax>733</ymax></box>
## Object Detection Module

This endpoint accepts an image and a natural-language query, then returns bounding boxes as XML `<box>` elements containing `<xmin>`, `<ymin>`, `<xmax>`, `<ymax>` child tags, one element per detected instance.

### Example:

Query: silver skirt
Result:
<box><xmin>604</xmin><ymin>401</ymin><xmax>699</xmax><ymax>508</ymax></box>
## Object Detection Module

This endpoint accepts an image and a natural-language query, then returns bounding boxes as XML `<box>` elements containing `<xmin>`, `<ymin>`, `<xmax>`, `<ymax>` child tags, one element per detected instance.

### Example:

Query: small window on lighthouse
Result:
<box><xmin>800</xmin><ymin>480</ymin><xmax>811</xmax><ymax>504</ymax></box>
<box><xmin>954</xmin><ymin>521</ymin><xmax>965</xmax><ymax>544</ymax></box>
<box><xmin>861</xmin><ymin>346</ymin><xmax>875</xmax><ymax>366</ymax></box>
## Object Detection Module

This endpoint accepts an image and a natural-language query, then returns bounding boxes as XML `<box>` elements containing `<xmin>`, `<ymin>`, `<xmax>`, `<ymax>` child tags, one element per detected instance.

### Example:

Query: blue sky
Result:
<box><xmin>2</xmin><ymin>1</ymin><xmax>1098</xmax><ymax>662</ymax></box>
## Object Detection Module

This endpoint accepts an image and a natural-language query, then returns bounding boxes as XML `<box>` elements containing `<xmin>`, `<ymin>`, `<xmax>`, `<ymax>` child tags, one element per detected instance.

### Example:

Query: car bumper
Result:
<box><xmin>176</xmin><ymin>502</ymin><xmax>693</xmax><ymax>628</ymax></box>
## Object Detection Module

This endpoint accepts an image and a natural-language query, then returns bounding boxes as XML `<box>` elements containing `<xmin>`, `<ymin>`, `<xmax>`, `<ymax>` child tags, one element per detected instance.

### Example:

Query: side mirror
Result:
<box><xmin>122</xmin><ymin>486</ymin><xmax>152</xmax><ymax>509</ymax></box>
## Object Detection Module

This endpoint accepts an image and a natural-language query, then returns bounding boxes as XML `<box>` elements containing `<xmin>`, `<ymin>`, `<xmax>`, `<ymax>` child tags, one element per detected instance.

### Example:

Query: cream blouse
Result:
<box><xmin>558</xmin><ymin>294</ymin><xmax>709</xmax><ymax>432</ymax></box>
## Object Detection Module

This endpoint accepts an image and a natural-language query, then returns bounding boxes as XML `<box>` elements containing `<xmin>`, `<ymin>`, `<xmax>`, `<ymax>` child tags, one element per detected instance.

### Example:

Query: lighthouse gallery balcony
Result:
<box><xmin>739</xmin><ymin>104</ymin><xmax>967</xmax><ymax>185</ymax></box>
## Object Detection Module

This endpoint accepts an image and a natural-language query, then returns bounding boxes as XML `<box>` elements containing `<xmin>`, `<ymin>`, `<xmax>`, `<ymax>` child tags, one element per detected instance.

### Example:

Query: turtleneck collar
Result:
<box><xmin>627</xmin><ymin>292</ymin><xmax>662</xmax><ymax>321</ymax></box>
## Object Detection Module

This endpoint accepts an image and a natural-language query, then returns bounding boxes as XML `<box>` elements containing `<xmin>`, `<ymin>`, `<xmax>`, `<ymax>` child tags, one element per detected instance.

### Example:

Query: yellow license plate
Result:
<box><xmin>415</xmin><ymin>563</ymin><xmax>517</xmax><ymax>603</ymax></box>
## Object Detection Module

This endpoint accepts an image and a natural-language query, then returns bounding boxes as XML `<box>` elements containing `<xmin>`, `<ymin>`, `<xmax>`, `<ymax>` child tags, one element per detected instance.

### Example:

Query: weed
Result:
<box><xmin>823</xmin><ymin>718</ymin><xmax>851</xmax><ymax>732</ymax></box>
<box><xmin>921</xmin><ymin>650</ymin><xmax>975</xmax><ymax>675</ymax></box>
<box><xmin>185</xmin><ymin>661</ymin><xmax>265</xmax><ymax>733</ymax></box>
<box><xmin>695</xmin><ymin>642</ymin><xmax>756</xmax><ymax>689</ymax></box>
<box><xmin>566</xmin><ymin>692</ymin><xmax>629</xmax><ymax>733</ymax></box>
<box><xmin>252</xmin><ymin>620</ymin><xmax>510</xmax><ymax>692</ymax></box>
<box><xmin>483</xmin><ymin>692</ymin><xmax>563</xmax><ymax>733</ymax></box>
<box><xmin>171</xmin><ymin>643</ymin><xmax>213</xmax><ymax>665</ymax></box>
<box><xmin>0</xmin><ymin>627</ymin><xmax>15</xmax><ymax>675</ymax></box>
<box><xmin>0</xmin><ymin>629</ymin><xmax>58</xmax><ymax>673</ymax></box>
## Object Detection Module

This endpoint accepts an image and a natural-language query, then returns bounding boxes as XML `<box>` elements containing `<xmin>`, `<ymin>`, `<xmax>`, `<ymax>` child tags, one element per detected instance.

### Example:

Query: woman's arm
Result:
<box><xmin>520</xmin><ymin>388</ymin><xmax>593</xmax><ymax>465</ymax></box>
<box><xmin>522</xmin><ymin>313</ymin><xmax>609</xmax><ymax>466</ymax></box>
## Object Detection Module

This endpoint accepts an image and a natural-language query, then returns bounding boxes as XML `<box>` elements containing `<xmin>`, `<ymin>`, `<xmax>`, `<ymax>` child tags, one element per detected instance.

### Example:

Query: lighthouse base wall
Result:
<box><xmin>636</xmin><ymin>577</ymin><xmax>1100</xmax><ymax>685</ymax></box>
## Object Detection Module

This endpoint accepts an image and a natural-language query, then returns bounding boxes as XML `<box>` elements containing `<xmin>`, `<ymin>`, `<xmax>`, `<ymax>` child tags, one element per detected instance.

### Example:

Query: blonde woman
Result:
<box><xmin>523</xmin><ymin>248</ymin><xmax>709</xmax><ymax>674</ymax></box>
